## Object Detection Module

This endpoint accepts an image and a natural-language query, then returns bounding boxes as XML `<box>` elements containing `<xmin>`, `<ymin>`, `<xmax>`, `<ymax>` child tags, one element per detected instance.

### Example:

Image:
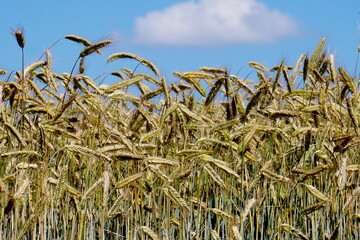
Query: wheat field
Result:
<box><xmin>0</xmin><ymin>32</ymin><xmax>359</xmax><ymax>239</ymax></box>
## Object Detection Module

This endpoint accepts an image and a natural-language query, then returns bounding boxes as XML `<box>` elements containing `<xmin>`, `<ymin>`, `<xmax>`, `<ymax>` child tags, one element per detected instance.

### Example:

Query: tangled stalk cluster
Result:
<box><xmin>0</xmin><ymin>31</ymin><xmax>359</xmax><ymax>239</ymax></box>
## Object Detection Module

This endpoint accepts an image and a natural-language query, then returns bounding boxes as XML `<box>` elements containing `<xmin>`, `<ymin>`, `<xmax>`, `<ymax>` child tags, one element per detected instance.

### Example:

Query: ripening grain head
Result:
<box><xmin>12</xmin><ymin>28</ymin><xmax>25</xmax><ymax>48</ymax></box>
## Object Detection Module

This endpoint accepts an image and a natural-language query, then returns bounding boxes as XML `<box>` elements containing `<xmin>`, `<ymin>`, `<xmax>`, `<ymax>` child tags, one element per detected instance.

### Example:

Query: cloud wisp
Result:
<box><xmin>134</xmin><ymin>0</ymin><xmax>300</xmax><ymax>47</ymax></box>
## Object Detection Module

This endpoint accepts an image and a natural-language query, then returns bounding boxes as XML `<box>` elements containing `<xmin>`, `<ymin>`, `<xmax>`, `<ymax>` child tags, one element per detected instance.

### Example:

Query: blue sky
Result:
<box><xmin>1</xmin><ymin>0</ymin><xmax>359</xmax><ymax>84</ymax></box>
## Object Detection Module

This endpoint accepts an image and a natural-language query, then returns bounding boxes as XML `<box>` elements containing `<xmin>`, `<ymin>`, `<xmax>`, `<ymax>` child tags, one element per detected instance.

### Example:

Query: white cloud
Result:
<box><xmin>134</xmin><ymin>0</ymin><xmax>300</xmax><ymax>47</ymax></box>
